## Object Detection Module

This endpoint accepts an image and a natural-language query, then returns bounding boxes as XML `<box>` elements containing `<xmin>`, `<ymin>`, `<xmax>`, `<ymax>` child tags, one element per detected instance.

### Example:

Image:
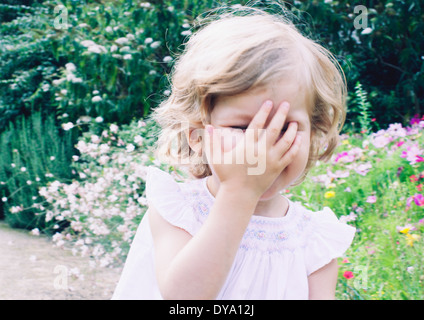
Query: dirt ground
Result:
<box><xmin>0</xmin><ymin>222</ymin><xmax>123</xmax><ymax>300</ymax></box>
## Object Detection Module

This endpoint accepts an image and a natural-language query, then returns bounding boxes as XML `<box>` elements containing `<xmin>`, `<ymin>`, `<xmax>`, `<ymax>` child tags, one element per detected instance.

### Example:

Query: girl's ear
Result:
<box><xmin>187</xmin><ymin>127</ymin><xmax>205</xmax><ymax>155</ymax></box>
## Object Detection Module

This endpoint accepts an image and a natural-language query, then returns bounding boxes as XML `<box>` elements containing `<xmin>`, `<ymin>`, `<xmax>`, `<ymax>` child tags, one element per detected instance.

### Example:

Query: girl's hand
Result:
<box><xmin>204</xmin><ymin>100</ymin><xmax>302</xmax><ymax>199</ymax></box>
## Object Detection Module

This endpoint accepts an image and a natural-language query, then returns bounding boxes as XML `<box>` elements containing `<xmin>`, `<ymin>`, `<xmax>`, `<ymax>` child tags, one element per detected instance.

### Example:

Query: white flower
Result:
<box><xmin>126</xmin><ymin>144</ymin><xmax>135</xmax><ymax>152</ymax></box>
<box><xmin>126</xmin><ymin>33</ymin><xmax>135</xmax><ymax>41</ymax></box>
<box><xmin>163</xmin><ymin>56</ymin><xmax>173</xmax><ymax>63</ymax></box>
<box><xmin>110</xmin><ymin>44</ymin><xmax>118</xmax><ymax>52</ymax></box>
<box><xmin>361</xmin><ymin>27</ymin><xmax>373</xmax><ymax>35</ymax></box>
<box><xmin>91</xmin><ymin>135</ymin><xmax>101</xmax><ymax>144</ymax></box>
<box><xmin>105</xmin><ymin>26</ymin><xmax>113</xmax><ymax>33</ymax></box>
<box><xmin>92</xmin><ymin>90</ymin><xmax>99</xmax><ymax>95</ymax></box>
<box><xmin>67</xmin><ymin>74</ymin><xmax>83</xmax><ymax>83</ymax></box>
<box><xmin>10</xmin><ymin>206</ymin><xmax>23</xmax><ymax>213</ymax></box>
<box><xmin>87</xmin><ymin>45</ymin><xmax>107</xmax><ymax>54</ymax></box>
<box><xmin>98</xmin><ymin>155</ymin><xmax>110</xmax><ymax>165</ymax></box>
<box><xmin>115</xmin><ymin>37</ymin><xmax>129</xmax><ymax>45</ymax></box>
<box><xmin>137</xmin><ymin>196</ymin><xmax>147</xmax><ymax>206</ymax></box>
<box><xmin>140</xmin><ymin>2</ymin><xmax>151</xmax><ymax>8</ymax></box>
<box><xmin>119</xmin><ymin>46</ymin><xmax>130</xmax><ymax>52</ymax></box>
<box><xmin>144</xmin><ymin>37</ymin><xmax>153</xmax><ymax>44</ymax></box>
<box><xmin>134</xmin><ymin>135</ymin><xmax>143</xmax><ymax>145</ymax></box>
<box><xmin>20</xmin><ymin>167</ymin><xmax>27</xmax><ymax>172</ymax></box>
<box><xmin>123</xmin><ymin>54</ymin><xmax>132</xmax><ymax>60</ymax></box>
<box><xmin>62</xmin><ymin>122</ymin><xmax>74</xmax><ymax>131</ymax></box>
<box><xmin>65</xmin><ymin>63</ymin><xmax>76</xmax><ymax>72</ymax></box>
<box><xmin>1</xmin><ymin>197</ymin><xmax>7</xmax><ymax>202</ymax></box>
<box><xmin>110</xmin><ymin>124</ymin><xmax>119</xmax><ymax>133</ymax></box>
<box><xmin>31</xmin><ymin>228</ymin><xmax>40</xmax><ymax>236</ymax></box>
<box><xmin>42</xmin><ymin>83</ymin><xmax>50</xmax><ymax>92</ymax></box>
<box><xmin>52</xmin><ymin>78</ymin><xmax>66</xmax><ymax>86</ymax></box>
<box><xmin>95</xmin><ymin>116</ymin><xmax>104</xmax><ymax>123</ymax></box>
<box><xmin>92</xmin><ymin>95</ymin><xmax>102</xmax><ymax>103</ymax></box>
<box><xmin>181</xmin><ymin>30</ymin><xmax>192</xmax><ymax>36</ymax></box>
<box><xmin>80</xmin><ymin>40</ymin><xmax>97</xmax><ymax>47</ymax></box>
<box><xmin>60</xmin><ymin>89</ymin><xmax>67</xmax><ymax>95</ymax></box>
<box><xmin>150</xmin><ymin>41</ymin><xmax>161</xmax><ymax>49</ymax></box>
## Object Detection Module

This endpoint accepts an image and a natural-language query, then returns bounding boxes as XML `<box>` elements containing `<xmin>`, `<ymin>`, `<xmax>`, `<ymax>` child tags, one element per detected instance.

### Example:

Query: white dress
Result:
<box><xmin>112</xmin><ymin>167</ymin><xmax>356</xmax><ymax>300</ymax></box>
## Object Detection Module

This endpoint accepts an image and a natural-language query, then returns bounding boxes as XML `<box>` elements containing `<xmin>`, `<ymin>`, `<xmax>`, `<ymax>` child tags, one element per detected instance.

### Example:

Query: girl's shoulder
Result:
<box><xmin>288</xmin><ymin>201</ymin><xmax>356</xmax><ymax>275</ymax></box>
<box><xmin>145</xmin><ymin>167</ymin><xmax>212</xmax><ymax>235</ymax></box>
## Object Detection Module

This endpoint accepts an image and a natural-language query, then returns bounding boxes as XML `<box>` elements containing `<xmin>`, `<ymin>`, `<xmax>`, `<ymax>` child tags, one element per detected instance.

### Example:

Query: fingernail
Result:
<box><xmin>281</xmin><ymin>102</ymin><xmax>290</xmax><ymax>110</ymax></box>
<box><xmin>264</xmin><ymin>100</ymin><xmax>273</xmax><ymax>110</ymax></box>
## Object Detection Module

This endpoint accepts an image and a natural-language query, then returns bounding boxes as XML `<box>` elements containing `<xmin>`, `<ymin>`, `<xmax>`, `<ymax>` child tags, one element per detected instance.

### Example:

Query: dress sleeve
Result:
<box><xmin>145</xmin><ymin>166</ymin><xmax>199</xmax><ymax>236</ymax></box>
<box><xmin>304</xmin><ymin>207</ymin><xmax>356</xmax><ymax>276</ymax></box>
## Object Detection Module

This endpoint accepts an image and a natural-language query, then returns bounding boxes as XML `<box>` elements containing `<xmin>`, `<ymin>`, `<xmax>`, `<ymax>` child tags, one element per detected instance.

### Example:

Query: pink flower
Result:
<box><xmin>413</xmin><ymin>194</ymin><xmax>424</xmax><ymax>206</ymax></box>
<box><xmin>406</xmin><ymin>194</ymin><xmax>424</xmax><ymax>207</ymax></box>
<box><xmin>334</xmin><ymin>151</ymin><xmax>355</xmax><ymax>163</ymax></box>
<box><xmin>410</xmin><ymin>114</ymin><xmax>421</xmax><ymax>125</ymax></box>
<box><xmin>354</xmin><ymin>163</ymin><xmax>372</xmax><ymax>176</ymax></box>
<box><xmin>396</xmin><ymin>141</ymin><xmax>405</xmax><ymax>147</ymax></box>
<box><xmin>401</xmin><ymin>144</ymin><xmax>424</xmax><ymax>165</ymax></box>
<box><xmin>366</xmin><ymin>196</ymin><xmax>377</xmax><ymax>203</ymax></box>
<box><xmin>372</xmin><ymin>134</ymin><xmax>392</xmax><ymax>148</ymax></box>
<box><xmin>343</xmin><ymin>271</ymin><xmax>354</xmax><ymax>279</ymax></box>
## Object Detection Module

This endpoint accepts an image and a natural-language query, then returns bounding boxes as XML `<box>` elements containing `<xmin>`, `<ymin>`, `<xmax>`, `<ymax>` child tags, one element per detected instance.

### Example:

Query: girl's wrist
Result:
<box><xmin>217</xmin><ymin>181</ymin><xmax>262</xmax><ymax>203</ymax></box>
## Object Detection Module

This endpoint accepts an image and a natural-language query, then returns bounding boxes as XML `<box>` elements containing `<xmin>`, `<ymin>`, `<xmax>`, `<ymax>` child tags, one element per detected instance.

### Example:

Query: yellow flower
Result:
<box><xmin>342</xmin><ymin>140</ymin><xmax>349</xmax><ymax>145</ymax></box>
<box><xmin>324</xmin><ymin>191</ymin><xmax>336</xmax><ymax>199</ymax></box>
<box><xmin>406</xmin><ymin>233</ymin><xmax>420</xmax><ymax>247</ymax></box>
<box><xmin>399</xmin><ymin>227</ymin><xmax>411</xmax><ymax>234</ymax></box>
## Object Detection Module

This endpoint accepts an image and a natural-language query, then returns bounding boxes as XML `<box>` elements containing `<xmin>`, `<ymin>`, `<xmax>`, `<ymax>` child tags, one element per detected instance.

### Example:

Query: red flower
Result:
<box><xmin>343</xmin><ymin>271</ymin><xmax>354</xmax><ymax>279</ymax></box>
<box><xmin>410</xmin><ymin>175</ymin><xmax>419</xmax><ymax>182</ymax></box>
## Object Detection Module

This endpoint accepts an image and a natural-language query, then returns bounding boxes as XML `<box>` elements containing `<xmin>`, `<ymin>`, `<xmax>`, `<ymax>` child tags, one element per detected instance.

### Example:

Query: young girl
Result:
<box><xmin>113</xmin><ymin>6</ymin><xmax>356</xmax><ymax>300</ymax></box>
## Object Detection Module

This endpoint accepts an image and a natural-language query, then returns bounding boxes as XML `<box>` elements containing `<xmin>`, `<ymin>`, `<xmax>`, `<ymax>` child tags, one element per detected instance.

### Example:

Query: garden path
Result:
<box><xmin>0</xmin><ymin>222</ymin><xmax>122</xmax><ymax>300</ymax></box>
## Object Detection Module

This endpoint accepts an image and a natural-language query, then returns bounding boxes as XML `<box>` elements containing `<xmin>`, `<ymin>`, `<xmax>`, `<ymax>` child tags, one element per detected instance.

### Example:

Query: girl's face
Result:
<box><xmin>208</xmin><ymin>79</ymin><xmax>312</xmax><ymax>200</ymax></box>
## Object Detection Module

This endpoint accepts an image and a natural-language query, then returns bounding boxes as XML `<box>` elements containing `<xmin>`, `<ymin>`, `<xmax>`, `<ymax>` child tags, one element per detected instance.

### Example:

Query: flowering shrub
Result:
<box><xmin>289</xmin><ymin>115</ymin><xmax>424</xmax><ymax>299</ymax></box>
<box><xmin>36</xmin><ymin>117</ymin><xmax>172</xmax><ymax>267</ymax></box>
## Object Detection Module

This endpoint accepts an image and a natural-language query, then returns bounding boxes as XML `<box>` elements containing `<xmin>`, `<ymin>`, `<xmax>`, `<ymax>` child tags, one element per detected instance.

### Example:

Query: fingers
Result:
<box><xmin>247</xmin><ymin>100</ymin><xmax>273</xmax><ymax>136</ymax></box>
<box><xmin>274</xmin><ymin>121</ymin><xmax>298</xmax><ymax>152</ymax></box>
<box><xmin>278</xmin><ymin>134</ymin><xmax>302</xmax><ymax>167</ymax></box>
<box><xmin>265</xmin><ymin>101</ymin><xmax>290</xmax><ymax>145</ymax></box>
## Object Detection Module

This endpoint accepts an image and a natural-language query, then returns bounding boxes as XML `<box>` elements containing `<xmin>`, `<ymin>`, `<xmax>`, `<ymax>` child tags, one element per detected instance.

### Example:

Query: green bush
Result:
<box><xmin>2</xmin><ymin>0</ymin><xmax>422</xmax><ymax>133</ymax></box>
<box><xmin>0</xmin><ymin>112</ymin><xmax>75</xmax><ymax>230</ymax></box>
<box><xmin>0</xmin><ymin>0</ymin><xmax>222</xmax><ymax>132</ymax></box>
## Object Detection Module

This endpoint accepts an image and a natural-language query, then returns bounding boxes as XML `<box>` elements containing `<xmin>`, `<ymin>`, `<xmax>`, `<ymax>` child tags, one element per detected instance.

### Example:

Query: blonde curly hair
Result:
<box><xmin>152</xmin><ymin>5</ymin><xmax>347</xmax><ymax>181</ymax></box>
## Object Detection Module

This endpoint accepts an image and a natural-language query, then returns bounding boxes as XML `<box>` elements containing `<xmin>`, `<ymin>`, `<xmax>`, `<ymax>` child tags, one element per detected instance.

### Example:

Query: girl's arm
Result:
<box><xmin>307</xmin><ymin>259</ymin><xmax>339</xmax><ymax>300</ymax></box>
<box><xmin>149</xmin><ymin>184</ymin><xmax>260</xmax><ymax>299</ymax></box>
